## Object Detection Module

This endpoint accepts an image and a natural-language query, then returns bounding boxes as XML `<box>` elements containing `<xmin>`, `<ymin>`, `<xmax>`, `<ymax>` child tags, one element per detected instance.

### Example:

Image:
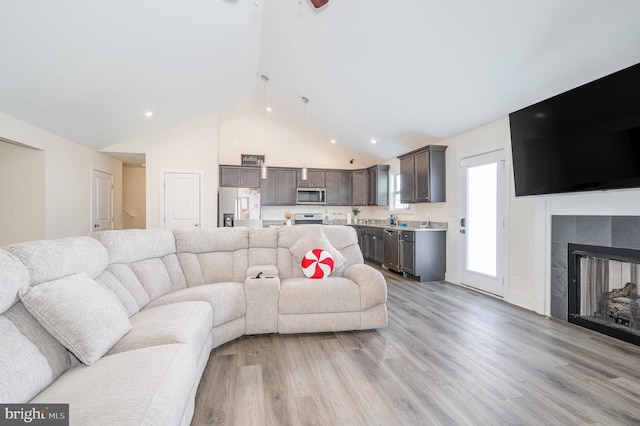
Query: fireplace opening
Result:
<box><xmin>568</xmin><ymin>243</ymin><xmax>640</xmax><ymax>346</ymax></box>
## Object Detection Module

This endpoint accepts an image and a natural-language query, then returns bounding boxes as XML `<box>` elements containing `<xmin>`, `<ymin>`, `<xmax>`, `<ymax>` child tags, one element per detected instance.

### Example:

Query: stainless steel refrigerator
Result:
<box><xmin>218</xmin><ymin>187</ymin><xmax>261</xmax><ymax>227</ymax></box>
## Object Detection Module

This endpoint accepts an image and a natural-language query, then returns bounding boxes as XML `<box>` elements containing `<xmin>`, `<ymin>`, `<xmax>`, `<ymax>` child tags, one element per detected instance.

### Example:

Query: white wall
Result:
<box><xmin>0</xmin><ymin>112</ymin><xmax>122</xmax><ymax>240</ymax></box>
<box><xmin>103</xmin><ymin>113</ymin><xmax>218</xmax><ymax>229</ymax></box>
<box><xmin>0</xmin><ymin>140</ymin><xmax>46</xmax><ymax>245</ymax></box>
<box><xmin>219</xmin><ymin>113</ymin><xmax>362</xmax><ymax>169</ymax></box>
<box><xmin>220</xmin><ymin>113</ymin><xmax>386</xmax><ymax>223</ymax></box>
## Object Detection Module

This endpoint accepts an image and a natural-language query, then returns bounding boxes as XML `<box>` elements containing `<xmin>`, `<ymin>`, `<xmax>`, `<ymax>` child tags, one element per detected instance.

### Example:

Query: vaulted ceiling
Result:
<box><xmin>1</xmin><ymin>0</ymin><xmax>639</xmax><ymax>163</ymax></box>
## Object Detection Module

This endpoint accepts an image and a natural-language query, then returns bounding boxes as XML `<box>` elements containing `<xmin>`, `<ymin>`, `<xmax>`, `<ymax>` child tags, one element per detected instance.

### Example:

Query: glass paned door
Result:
<box><xmin>459</xmin><ymin>149</ymin><xmax>506</xmax><ymax>296</ymax></box>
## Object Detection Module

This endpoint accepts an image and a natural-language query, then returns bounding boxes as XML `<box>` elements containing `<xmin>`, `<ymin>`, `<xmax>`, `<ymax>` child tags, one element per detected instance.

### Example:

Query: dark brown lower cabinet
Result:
<box><xmin>399</xmin><ymin>230</ymin><xmax>446</xmax><ymax>282</ymax></box>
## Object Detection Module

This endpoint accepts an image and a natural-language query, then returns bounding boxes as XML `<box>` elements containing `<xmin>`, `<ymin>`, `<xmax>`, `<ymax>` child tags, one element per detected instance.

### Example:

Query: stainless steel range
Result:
<box><xmin>294</xmin><ymin>212</ymin><xmax>324</xmax><ymax>225</ymax></box>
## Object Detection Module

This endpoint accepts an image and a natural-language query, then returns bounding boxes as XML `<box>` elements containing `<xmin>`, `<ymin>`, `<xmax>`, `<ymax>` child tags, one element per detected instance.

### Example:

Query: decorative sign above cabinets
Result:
<box><xmin>241</xmin><ymin>154</ymin><xmax>265</xmax><ymax>167</ymax></box>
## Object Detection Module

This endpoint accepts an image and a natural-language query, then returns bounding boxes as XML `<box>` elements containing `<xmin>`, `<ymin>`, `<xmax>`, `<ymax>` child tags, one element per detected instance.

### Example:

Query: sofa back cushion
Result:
<box><xmin>276</xmin><ymin>225</ymin><xmax>363</xmax><ymax>280</ymax></box>
<box><xmin>93</xmin><ymin>229</ymin><xmax>176</xmax><ymax>264</ymax></box>
<box><xmin>0</xmin><ymin>250</ymin><xmax>75</xmax><ymax>403</ymax></box>
<box><xmin>248</xmin><ymin>227</ymin><xmax>278</xmax><ymax>267</ymax></box>
<box><xmin>0</xmin><ymin>238</ymin><xmax>108</xmax><ymax>403</ymax></box>
<box><xmin>94</xmin><ymin>269</ymin><xmax>140</xmax><ymax>316</ymax></box>
<box><xmin>174</xmin><ymin>228</ymin><xmax>249</xmax><ymax>285</ymax></box>
<box><xmin>19</xmin><ymin>272</ymin><xmax>132</xmax><ymax>365</ymax></box>
<box><xmin>4</xmin><ymin>237</ymin><xmax>108</xmax><ymax>284</ymax></box>
<box><xmin>0</xmin><ymin>250</ymin><xmax>30</xmax><ymax>314</ymax></box>
<box><xmin>92</xmin><ymin>229</ymin><xmax>186</xmax><ymax>312</ymax></box>
<box><xmin>0</xmin><ymin>303</ymin><xmax>77</xmax><ymax>403</ymax></box>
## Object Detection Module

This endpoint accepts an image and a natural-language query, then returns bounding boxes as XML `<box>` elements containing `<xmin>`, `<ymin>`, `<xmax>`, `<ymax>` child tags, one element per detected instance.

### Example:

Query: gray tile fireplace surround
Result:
<box><xmin>551</xmin><ymin>216</ymin><xmax>640</xmax><ymax>321</ymax></box>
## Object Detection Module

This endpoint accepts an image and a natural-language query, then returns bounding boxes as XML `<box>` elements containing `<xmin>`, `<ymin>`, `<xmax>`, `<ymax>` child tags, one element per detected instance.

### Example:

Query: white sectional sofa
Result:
<box><xmin>0</xmin><ymin>225</ymin><xmax>387</xmax><ymax>425</ymax></box>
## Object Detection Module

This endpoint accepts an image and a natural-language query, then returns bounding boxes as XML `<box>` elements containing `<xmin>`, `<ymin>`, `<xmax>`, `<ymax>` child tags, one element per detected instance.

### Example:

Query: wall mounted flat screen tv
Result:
<box><xmin>509</xmin><ymin>62</ymin><xmax>640</xmax><ymax>197</ymax></box>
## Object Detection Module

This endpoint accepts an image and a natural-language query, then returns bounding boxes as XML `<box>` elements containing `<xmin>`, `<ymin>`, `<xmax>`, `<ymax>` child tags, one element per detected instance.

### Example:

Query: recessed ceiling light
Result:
<box><xmin>330</xmin><ymin>139</ymin><xmax>336</xmax><ymax>144</ymax></box>
<box><xmin>370</xmin><ymin>139</ymin><xmax>377</xmax><ymax>144</ymax></box>
<box><xmin>266</xmin><ymin>106</ymin><xmax>272</xmax><ymax>112</ymax></box>
<box><xmin>144</xmin><ymin>111</ymin><xmax>153</xmax><ymax>118</ymax></box>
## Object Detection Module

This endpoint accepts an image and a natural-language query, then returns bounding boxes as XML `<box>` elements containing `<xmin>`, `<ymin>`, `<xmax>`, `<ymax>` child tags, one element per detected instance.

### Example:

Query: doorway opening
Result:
<box><xmin>122</xmin><ymin>163</ymin><xmax>146</xmax><ymax>229</ymax></box>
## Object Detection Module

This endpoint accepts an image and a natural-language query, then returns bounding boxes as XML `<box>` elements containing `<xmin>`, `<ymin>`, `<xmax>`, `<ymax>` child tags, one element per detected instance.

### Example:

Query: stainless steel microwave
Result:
<box><xmin>296</xmin><ymin>188</ymin><xmax>326</xmax><ymax>205</ymax></box>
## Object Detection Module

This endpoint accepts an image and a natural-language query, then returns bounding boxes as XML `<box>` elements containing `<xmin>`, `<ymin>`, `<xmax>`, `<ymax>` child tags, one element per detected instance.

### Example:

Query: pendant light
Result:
<box><xmin>301</xmin><ymin>96</ymin><xmax>309</xmax><ymax>181</ymax></box>
<box><xmin>260</xmin><ymin>75</ymin><xmax>269</xmax><ymax>180</ymax></box>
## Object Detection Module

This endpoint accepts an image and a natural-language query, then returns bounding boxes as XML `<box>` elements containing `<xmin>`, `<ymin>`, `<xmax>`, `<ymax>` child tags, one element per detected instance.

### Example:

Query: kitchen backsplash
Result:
<box><xmin>260</xmin><ymin>205</ymin><xmax>448</xmax><ymax>228</ymax></box>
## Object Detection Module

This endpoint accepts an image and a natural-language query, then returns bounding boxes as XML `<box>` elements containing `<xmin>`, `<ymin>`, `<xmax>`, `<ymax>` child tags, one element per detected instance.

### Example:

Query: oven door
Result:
<box><xmin>294</xmin><ymin>213</ymin><xmax>324</xmax><ymax>225</ymax></box>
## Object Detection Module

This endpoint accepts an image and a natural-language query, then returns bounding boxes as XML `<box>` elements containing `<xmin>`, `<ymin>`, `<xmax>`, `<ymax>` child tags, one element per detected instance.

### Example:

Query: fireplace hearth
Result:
<box><xmin>568</xmin><ymin>243</ymin><xmax>640</xmax><ymax>345</ymax></box>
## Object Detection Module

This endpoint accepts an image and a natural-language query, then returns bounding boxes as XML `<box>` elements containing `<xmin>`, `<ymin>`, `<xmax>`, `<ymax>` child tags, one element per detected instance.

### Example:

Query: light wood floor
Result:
<box><xmin>192</xmin><ymin>266</ymin><xmax>640</xmax><ymax>425</ymax></box>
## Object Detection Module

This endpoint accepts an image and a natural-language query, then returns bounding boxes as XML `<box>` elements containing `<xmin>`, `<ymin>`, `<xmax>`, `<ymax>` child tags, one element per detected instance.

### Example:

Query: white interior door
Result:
<box><xmin>163</xmin><ymin>171</ymin><xmax>201</xmax><ymax>230</ymax></box>
<box><xmin>459</xmin><ymin>149</ymin><xmax>507</xmax><ymax>296</ymax></box>
<box><xmin>91</xmin><ymin>169</ymin><xmax>113</xmax><ymax>232</ymax></box>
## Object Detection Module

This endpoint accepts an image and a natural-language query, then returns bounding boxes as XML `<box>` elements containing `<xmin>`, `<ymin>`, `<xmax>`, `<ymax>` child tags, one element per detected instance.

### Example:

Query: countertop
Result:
<box><xmin>260</xmin><ymin>220</ymin><xmax>448</xmax><ymax>231</ymax></box>
<box><xmin>348</xmin><ymin>223</ymin><xmax>447</xmax><ymax>232</ymax></box>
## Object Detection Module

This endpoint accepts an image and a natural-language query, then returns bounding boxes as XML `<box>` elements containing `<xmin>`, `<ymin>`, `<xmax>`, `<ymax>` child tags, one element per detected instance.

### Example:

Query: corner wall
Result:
<box><xmin>0</xmin><ymin>140</ymin><xmax>45</xmax><ymax>245</ymax></box>
<box><xmin>0</xmin><ymin>112</ymin><xmax>122</xmax><ymax>240</ymax></box>
<box><xmin>103</xmin><ymin>112</ymin><xmax>219</xmax><ymax>229</ymax></box>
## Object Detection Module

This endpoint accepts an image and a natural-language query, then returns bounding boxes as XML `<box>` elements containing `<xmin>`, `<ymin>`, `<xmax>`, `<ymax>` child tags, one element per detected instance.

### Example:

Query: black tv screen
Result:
<box><xmin>509</xmin><ymin>62</ymin><xmax>640</xmax><ymax>197</ymax></box>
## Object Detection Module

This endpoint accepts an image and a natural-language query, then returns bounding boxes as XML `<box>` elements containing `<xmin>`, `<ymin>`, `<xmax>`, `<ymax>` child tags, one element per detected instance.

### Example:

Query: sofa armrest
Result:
<box><xmin>246</xmin><ymin>264</ymin><xmax>279</xmax><ymax>279</ymax></box>
<box><xmin>245</xmin><ymin>275</ymin><xmax>280</xmax><ymax>334</ymax></box>
<box><xmin>343</xmin><ymin>264</ymin><xmax>387</xmax><ymax>310</ymax></box>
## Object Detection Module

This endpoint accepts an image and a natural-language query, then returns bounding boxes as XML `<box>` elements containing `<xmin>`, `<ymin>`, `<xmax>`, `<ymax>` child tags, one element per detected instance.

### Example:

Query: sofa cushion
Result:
<box><xmin>177</xmin><ymin>251</ymin><xmax>249</xmax><ymax>286</ymax></box>
<box><xmin>279</xmin><ymin>277</ymin><xmax>360</xmax><ymax>314</ymax></box>
<box><xmin>174</xmin><ymin>227</ymin><xmax>249</xmax><ymax>254</ymax></box>
<box><xmin>0</xmin><ymin>249</ymin><xmax>30</xmax><ymax>314</ymax></box>
<box><xmin>175</xmin><ymin>228</ymin><xmax>250</xmax><ymax>286</ymax></box>
<box><xmin>19</xmin><ymin>272</ymin><xmax>132</xmax><ymax>365</ymax></box>
<box><xmin>106</xmin><ymin>264</ymin><xmax>150</xmax><ymax>311</ymax></box>
<box><xmin>248</xmin><ymin>227</ymin><xmax>278</xmax><ymax>267</ymax></box>
<box><xmin>92</xmin><ymin>228</ymin><xmax>176</xmax><ymax>264</ymax></box>
<box><xmin>144</xmin><ymin>282</ymin><xmax>246</xmax><ymax>328</ymax></box>
<box><xmin>301</xmin><ymin>248</ymin><xmax>335</xmax><ymax>278</ymax></box>
<box><xmin>0</xmin><ymin>303</ymin><xmax>76</xmax><ymax>403</ymax></box>
<box><xmin>94</xmin><ymin>270</ymin><xmax>140</xmax><ymax>316</ymax></box>
<box><xmin>289</xmin><ymin>227</ymin><xmax>345</xmax><ymax>273</ymax></box>
<box><xmin>4</xmin><ymin>237</ymin><xmax>108</xmax><ymax>284</ymax></box>
<box><xmin>31</xmin><ymin>344</ymin><xmax>197</xmax><ymax>426</ymax></box>
<box><xmin>108</xmin><ymin>301</ymin><xmax>213</xmax><ymax>358</ymax></box>
<box><xmin>129</xmin><ymin>257</ymin><xmax>174</xmax><ymax>300</ymax></box>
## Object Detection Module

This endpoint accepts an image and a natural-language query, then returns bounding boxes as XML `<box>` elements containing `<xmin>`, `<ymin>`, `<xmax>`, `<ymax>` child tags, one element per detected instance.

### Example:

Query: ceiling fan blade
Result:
<box><xmin>309</xmin><ymin>0</ymin><xmax>329</xmax><ymax>8</ymax></box>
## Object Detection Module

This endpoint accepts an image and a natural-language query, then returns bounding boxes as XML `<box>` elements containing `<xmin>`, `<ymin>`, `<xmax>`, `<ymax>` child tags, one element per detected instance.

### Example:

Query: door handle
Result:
<box><xmin>195</xmin><ymin>223</ymin><xmax>199</xmax><ymax>227</ymax></box>
<box><xmin>94</xmin><ymin>224</ymin><xmax>100</xmax><ymax>228</ymax></box>
<box><xmin>460</xmin><ymin>229</ymin><xmax>466</xmax><ymax>234</ymax></box>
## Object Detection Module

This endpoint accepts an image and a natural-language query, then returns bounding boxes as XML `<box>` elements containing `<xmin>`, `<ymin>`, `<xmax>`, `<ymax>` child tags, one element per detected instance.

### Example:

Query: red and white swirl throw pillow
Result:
<box><xmin>301</xmin><ymin>248</ymin><xmax>335</xmax><ymax>279</ymax></box>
